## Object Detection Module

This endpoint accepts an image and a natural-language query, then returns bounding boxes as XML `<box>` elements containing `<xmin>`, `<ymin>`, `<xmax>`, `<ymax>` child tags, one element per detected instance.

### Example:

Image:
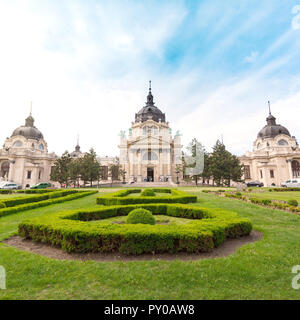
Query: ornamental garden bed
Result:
<box><xmin>18</xmin><ymin>201</ymin><xmax>252</xmax><ymax>255</ymax></box>
<box><xmin>96</xmin><ymin>188</ymin><xmax>197</xmax><ymax>205</ymax></box>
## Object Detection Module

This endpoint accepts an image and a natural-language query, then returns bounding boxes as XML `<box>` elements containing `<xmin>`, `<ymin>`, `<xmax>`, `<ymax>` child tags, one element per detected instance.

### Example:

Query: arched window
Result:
<box><xmin>292</xmin><ymin>160</ymin><xmax>300</xmax><ymax>178</ymax></box>
<box><xmin>257</xmin><ymin>143</ymin><xmax>262</xmax><ymax>149</ymax></box>
<box><xmin>278</xmin><ymin>139</ymin><xmax>288</xmax><ymax>146</ymax></box>
<box><xmin>13</xmin><ymin>140</ymin><xmax>23</xmax><ymax>148</ymax></box>
<box><xmin>142</xmin><ymin>126</ymin><xmax>158</xmax><ymax>135</ymax></box>
<box><xmin>38</xmin><ymin>143</ymin><xmax>44</xmax><ymax>150</ymax></box>
<box><xmin>143</xmin><ymin>151</ymin><xmax>158</xmax><ymax>161</ymax></box>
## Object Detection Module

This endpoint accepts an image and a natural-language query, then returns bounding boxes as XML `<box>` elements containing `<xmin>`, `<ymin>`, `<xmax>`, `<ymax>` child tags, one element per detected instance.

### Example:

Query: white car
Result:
<box><xmin>281</xmin><ymin>179</ymin><xmax>300</xmax><ymax>188</ymax></box>
<box><xmin>0</xmin><ymin>182</ymin><xmax>21</xmax><ymax>190</ymax></box>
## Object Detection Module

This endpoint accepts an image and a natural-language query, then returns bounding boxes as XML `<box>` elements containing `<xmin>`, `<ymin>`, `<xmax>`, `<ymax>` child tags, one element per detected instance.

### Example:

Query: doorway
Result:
<box><xmin>147</xmin><ymin>168</ymin><xmax>154</xmax><ymax>182</ymax></box>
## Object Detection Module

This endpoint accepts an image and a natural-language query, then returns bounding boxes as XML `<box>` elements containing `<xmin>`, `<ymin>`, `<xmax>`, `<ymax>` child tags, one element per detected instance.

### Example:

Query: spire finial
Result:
<box><xmin>149</xmin><ymin>80</ymin><xmax>151</xmax><ymax>92</ymax></box>
<box><xmin>268</xmin><ymin>100</ymin><xmax>271</xmax><ymax>115</ymax></box>
<box><xmin>30</xmin><ymin>101</ymin><xmax>32</xmax><ymax>116</ymax></box>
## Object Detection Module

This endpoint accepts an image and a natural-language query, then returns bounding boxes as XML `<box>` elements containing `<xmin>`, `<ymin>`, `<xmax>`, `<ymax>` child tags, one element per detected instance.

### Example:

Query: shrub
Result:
<box><xmin>140</xmin><ymin>189</ymin><xmax>155</xmax><ymax>197</ymax></box>
<box><xmin>261</xmin><ymin>199</ymin><xmax>272</xmax><ymax>206</ymax></box>
<box><xmin>126</xmin><ymin>208</ymin><xmax>155</xmax><ymax>225</ymax></box>
<box><xmin>288</xmin><ymin>199</ymin><xmax>298</xmax><ymax>207</ymax></box>
<box><xmin>0</xmin><ymin>202</ymin><xmax>6</xmax><ymax>208</ymax></box>
<box><xmin>0</xmin><ymin>190</ymin><xmax>13</xmax><ymax>194</ymax></box>
<box><xmin>236</xmin><ymin>192</ymin><xmax>242</xmax><ymax>196</ymax></box>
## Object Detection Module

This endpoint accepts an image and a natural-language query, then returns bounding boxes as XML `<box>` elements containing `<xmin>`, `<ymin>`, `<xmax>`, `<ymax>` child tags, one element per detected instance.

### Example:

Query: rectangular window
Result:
<box><xmin>38</xmin><ymin>171</ymin><xmax>41</xmax><ymax>180</ymax></box>
<box><xmin>260</xmin><ymin>170</ymin><xmax>263</xmax><ymax>179</ymax></box>
<box><xmin>27</xmin><ymin>171</ymin><xmax>32</xmax><ymax>179</ymax></box>
<box><xmin>270</xmin><ymin>170</ymin><xmax>274</xmax><ymax>178</ymax></box>
<box><xmin>244</xmin><ymin>165</ymin><xmax>251</xmax><ymax>179</ymax></box>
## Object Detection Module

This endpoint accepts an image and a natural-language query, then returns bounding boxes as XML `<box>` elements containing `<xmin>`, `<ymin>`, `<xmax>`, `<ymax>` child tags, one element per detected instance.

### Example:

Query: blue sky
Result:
<box><xmin>0</xmin><ymin>0</ymin><xmax>300</xmax><ymax>156</ymax></box>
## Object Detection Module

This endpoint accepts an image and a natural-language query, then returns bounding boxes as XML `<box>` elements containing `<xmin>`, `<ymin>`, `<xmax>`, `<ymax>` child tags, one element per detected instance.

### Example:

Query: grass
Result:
<box><xmin>90</xmin><ymin>214</ymin><xmax>193</xmax><ymax>226</ymax></box>
<box><xmin>242</xmin><ymin>191</ymin><xmax>300</xmax><ymax>202</ymax></box>
<box><xmin>1</xmin><ymin>188</ymin><xmax>300</xmax><ymax>299</ymax></box>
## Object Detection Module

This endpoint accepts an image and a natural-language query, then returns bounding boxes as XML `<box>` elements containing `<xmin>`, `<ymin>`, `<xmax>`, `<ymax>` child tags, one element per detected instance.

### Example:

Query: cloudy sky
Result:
<box><xmin>0</xmin><ymin>0</ymin><xmax>300</xmax><ymax>156</ymax></box>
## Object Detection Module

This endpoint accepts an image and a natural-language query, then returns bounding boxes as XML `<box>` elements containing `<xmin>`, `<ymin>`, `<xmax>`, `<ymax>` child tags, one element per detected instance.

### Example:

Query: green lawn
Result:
<box><xmin>1</xmin><ymin>188</ymin><xmax>300</xmax><ymax>299</ymax></box>
<box><xmin>242</xmin><ymin>190</ymin><xmax>300</xmax><ymax>202</ymax></box>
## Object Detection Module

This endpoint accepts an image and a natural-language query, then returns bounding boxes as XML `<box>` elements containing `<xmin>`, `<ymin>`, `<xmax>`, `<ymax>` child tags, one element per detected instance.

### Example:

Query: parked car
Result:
<box><xmin>30</xmin><ymin>182</ymin><xmax>52</xmax><ymax>189</ymax></box>
<box><xmin>0</xmin><ymin>182</ymin><xmax>21</xmax><ymax>190</ymax></box>
<box><xmin>281</xmin><ymin>179</ymin><xmax>300</xmax><ymax>188</ymax></box>
<box><xmin>247</xmin><ymin>181</ymin><xmax>264</xmax><ymax>187</ymax></box>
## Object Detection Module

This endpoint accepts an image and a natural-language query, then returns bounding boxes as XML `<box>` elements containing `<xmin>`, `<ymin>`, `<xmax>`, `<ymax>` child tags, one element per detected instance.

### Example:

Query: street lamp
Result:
<box><xmin>175</xmin><ymin>169</ymin><xmax>180</xmax><ymax>185</ymax></box>
<box><xmin>122</xmin><ymin>170</ymin><xmax>127</xmax><ymax>184</ymax></box>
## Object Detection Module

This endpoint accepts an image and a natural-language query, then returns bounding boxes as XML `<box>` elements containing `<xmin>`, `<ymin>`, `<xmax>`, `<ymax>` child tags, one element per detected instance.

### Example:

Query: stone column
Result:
<box><xmin>287</xmin><ymin>159</ymin><xmax>293</xmax><ymax>179</ymax></box>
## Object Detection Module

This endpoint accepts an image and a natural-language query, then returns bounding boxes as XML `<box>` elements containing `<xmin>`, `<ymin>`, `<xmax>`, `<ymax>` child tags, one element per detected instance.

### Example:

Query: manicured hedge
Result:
<box><xmin>96</xmin><ymin>188</ymin><xmax>197</xmax><ymax>205</ymax></box>
<box><xmin>0</xmin><ymin>191</ymin><xmax>97</xmax><ymax>218</ymax></box>
<box><xmin>0</xmin><ymin>189</ymin><xmax>79</xmax><ymax>208</ymax></box>
<box><xmin>0</xmin><ymin>190</ymin><xmax>13</xmax><ymax>194</ymax></box>
<box><xmin>19</xmin><ymin>203</ymin><xmax>252</xmax><ymax>255</ymax></box>
<box><xmin>271</xmin><ymin>188</ymin><xmax>300</xmax><ymax>192</ymax></box>
<box><xmin>16</xmin><ymin>189</ymin><xmax>58</xmax><ymax>194</ymax></box>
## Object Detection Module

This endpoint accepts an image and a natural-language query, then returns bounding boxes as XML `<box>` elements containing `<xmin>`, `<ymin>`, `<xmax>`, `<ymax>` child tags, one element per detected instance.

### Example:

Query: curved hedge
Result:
<box><xmin>96</xmin><ymin>188</ymin><xmax>197</xmax><ymax>206</ymax></box>
<box><xmin>18</xmin><ymin>203</ymin><xmax>252</xmax><ymax>255</ymax></box>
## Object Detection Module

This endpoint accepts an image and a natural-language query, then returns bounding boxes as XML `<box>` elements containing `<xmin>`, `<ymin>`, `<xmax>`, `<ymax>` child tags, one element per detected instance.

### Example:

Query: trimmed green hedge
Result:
<box><xmin>19</xmin><ymin>203</ymin><xmax>252</xmax><ymax>255</ymax></box>
<box><xmin>0</xmin><ymin>191</ymin><xmax>97</xmax><ymax>218</ymax></box>
<box><xmin>0</xmin><ymin>190</ymin><xmax>13</xmax><ymax>194</ymax></box>
<box><xmin>0</xmin><ymin>190</ymin><xmax>79</xmax><ymax>208</ymax></box>
<box><xmin>97</xmin><ymin>188</ymin><xmax>197</xmax><ymax>205</ymax></box>
<box><xmin>272</xmin><ymin>188</ymin><xmax>300</xmax><ymax>192</ymax></box>
<box><xmin>16</xmin><ymin>189</ymin><xmax>58</xmax><ymax>194</ymax></box>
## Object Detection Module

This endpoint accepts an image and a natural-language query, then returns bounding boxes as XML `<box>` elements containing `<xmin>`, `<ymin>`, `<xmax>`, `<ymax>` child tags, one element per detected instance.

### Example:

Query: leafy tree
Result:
<box><xmin>109</xmin><ymin>158</ymin><xmax>121</xmax><ymax>185</ymax></box>
<box><xmin>185</xmin><ymin>138</ymin><xmax>205</xmax><ymax>186</ymax></box>
<box><xmin>50</xmin><ymin>151</ymin><xmax>72</xmax><ymax>187</ymax></box>
<box><xmin>210</xmin><ymin>140</ymin><xmax>243</xmax><ymax>186</ymax></box>
<box><xmin>80</xmin><ymin>148</ymin><xmax>101</xmax><ymax>187</ymax></box>
<box><xmin>69</xmin><ymin>158</ymin><xmax>82</xmax><ymax>188</ymax></box>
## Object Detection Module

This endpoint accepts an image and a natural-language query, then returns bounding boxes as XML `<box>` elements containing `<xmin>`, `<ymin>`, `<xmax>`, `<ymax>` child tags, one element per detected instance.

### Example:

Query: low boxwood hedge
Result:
<box><xmin>0</xmin><ymin>189</ymin><xmax>79</xmax><ymax>208</ymax></box>
<box><xmin>19</xmin><ymin>203</ymin><xmax>252</xmax><ymax>255</ymax></box>
<box><xmin>0</xmin><ymin>190</ymin><xmax>97</xmax><ymax>218</ymax></box>
<box><xmin>96</xmin><ymin>188</ymin><xmax>197</xmax><ymax>205</ymax></box>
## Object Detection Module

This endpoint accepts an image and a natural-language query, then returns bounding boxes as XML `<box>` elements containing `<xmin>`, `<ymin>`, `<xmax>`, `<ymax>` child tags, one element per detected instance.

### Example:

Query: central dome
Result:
<box><xmin>135</xmin><ymin>83</ymin><xmax>166</xmax><ymax>123</ymax></box>
<box><xmin>257</xmin><ymin>112</ymin><xmax>291</xmax><ymax>139</ymax></box>
<box><xmin>11</xmin><ymin>114</ymin><xmax>44</xmax><ymax>140</ymax></box>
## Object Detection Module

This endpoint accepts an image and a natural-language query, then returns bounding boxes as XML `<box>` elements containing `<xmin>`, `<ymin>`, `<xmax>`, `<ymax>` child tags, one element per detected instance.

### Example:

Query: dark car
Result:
<box><xmin>30</xmin><ymin>182</ymin><xmax>52</xmax><ymax>189</ymax></box>
<box><xmin>247</xmin><ymin>181</ymin><xmax>264</xmax><ymax>187</ymax></box>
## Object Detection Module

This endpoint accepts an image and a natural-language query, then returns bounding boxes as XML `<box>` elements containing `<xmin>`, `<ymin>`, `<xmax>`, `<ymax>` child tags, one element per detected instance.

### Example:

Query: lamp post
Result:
<box><xmin>175</xmin><ymin>169</ymin><xmax>180</xmax><ymax>185</ymax></box>
<box><xmin>122</xmin><ymin>170</ymin><xmax>127</xmax><ymax>184</ymax></box>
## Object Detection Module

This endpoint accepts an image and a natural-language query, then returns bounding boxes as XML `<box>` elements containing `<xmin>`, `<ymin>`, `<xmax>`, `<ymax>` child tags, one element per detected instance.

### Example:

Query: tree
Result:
<box><xmin>109</xmin><ymin>158</ymin><xmax>121</xmax><ymax>185</ymax></box>
<box><xmin>209</xmin><ymin>140</ymin><xmax>243</xmax><ymax>186</ymax></box>
<box><xmin>50</xmin><ymin>151</ymin><xmax>72</xmax><ymax>187</ymax></box>
<box><xmin>80</xmin><ymin>148</ymin><xmax>101</xmax><ymax>187</ymax></box>
<box><xmin>185</xmin><ymin>138</ymin><xmax>205</xmax><ymax>186</ymax></box>
<box><xmin>69</xmin><ymin>158</ymin><xmax>82</xmax><ymax>188</ymax></box>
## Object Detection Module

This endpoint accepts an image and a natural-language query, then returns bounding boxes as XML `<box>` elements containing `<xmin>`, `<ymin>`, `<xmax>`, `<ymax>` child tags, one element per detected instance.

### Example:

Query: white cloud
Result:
<box><xmin>244</xmin><ymin>51</ymin><xmax>259</xmax><ymax>63</ymax></box>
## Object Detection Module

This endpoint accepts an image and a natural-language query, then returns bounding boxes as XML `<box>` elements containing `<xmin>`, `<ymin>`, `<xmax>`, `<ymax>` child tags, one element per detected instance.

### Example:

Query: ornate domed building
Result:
<box><xmin>119</xmin><ymin>82</ymin><xmax>182</xmax><ymax>183</ymax></box>
<box><xmin>0</xmin><ymin>110</ymin><xmax>57</xmax><ymax>188</ymax></box>
<box><xmin>240</xmin><ymin>103</ymin><xmax>300</xmax><ymax>186</ymax></box>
